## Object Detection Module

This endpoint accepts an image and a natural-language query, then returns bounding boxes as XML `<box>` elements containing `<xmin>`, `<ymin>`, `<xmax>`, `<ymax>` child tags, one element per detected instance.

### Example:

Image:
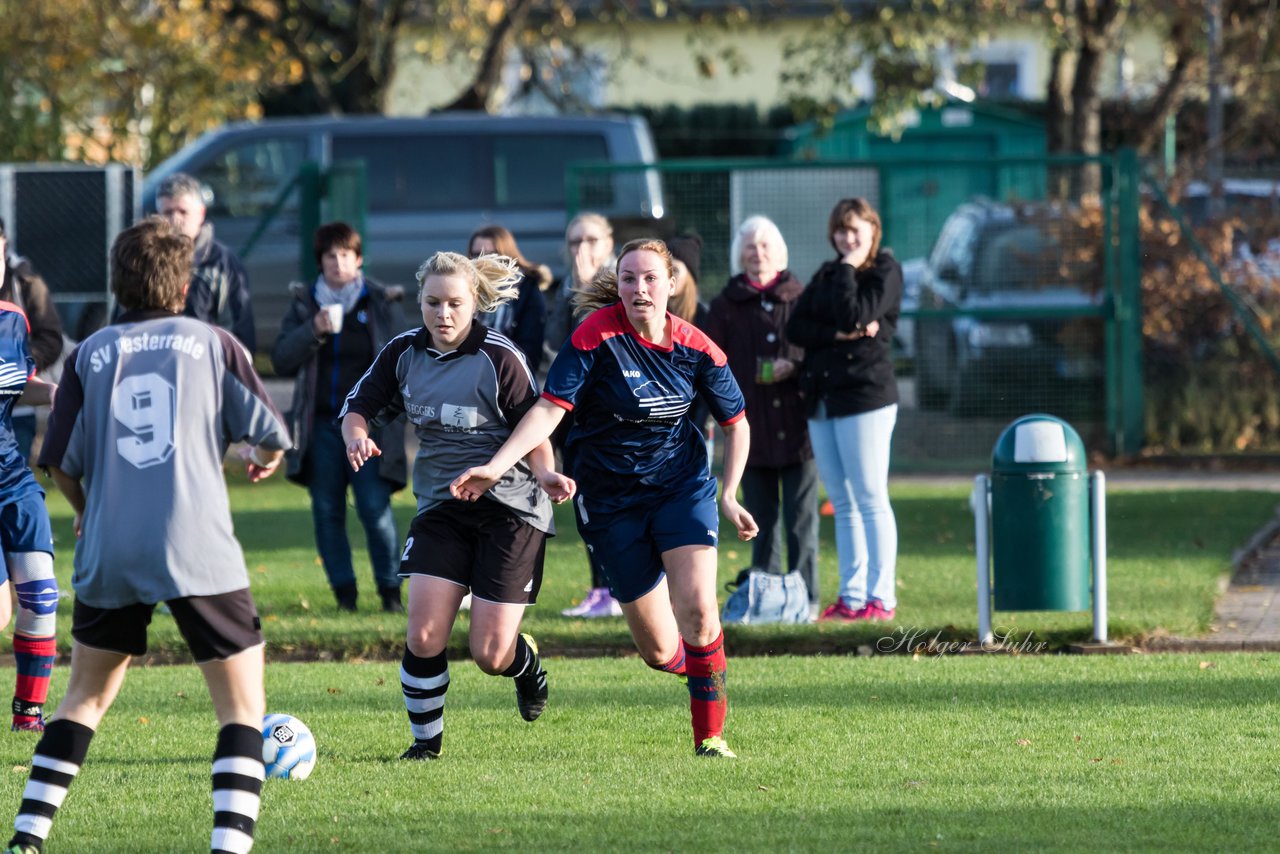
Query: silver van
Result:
<box><xmin>142</xmin><ymin>113</ymin><xmax>665</xmax><ymax>348</ymax></box>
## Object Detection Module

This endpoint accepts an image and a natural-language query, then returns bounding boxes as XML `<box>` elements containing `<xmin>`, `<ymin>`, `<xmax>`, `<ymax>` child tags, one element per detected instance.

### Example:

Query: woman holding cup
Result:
<box><xmin>703</xmin><ymin>216</ymin><xmax>822</xmax><ymax>619</ymax></box>
<box><xmin>272</xmin><ymin>221</ymin><xmax>409</xmax><ymax>614</ymax></box>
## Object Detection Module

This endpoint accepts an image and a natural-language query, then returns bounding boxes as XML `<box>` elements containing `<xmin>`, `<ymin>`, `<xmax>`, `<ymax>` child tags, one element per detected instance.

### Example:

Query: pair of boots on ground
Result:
<box><xmin>334</xmin><ymin>583</ymin><xmax>403</xmax><ymax>613</ymax></box>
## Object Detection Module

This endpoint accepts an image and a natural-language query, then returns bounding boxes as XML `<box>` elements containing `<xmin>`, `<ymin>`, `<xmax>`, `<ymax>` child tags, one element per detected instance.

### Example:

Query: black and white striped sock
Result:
<box><xmin>500</xmin><ymin>634</ymin><xmax>536</xmax><ymax>679</ymax></box>
<box><xmin>401</xmin><ymin>647</ymin><xmax>449</xmax><ymax>754</ymax></box>
<box><xmin>9</xmin><ymin>718</ymin><xmax>94</xmax><ymax>851</ymax></box>
<box><xmin>210</xmin><ymin>723</ymin><xmax>264</xmax><ymax>854</ymax></box>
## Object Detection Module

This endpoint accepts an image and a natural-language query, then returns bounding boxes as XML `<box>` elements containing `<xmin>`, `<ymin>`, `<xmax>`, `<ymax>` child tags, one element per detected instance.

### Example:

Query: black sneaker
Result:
<box><xmin>399</xmin><ymin>741</ymin><xmax>441</xmax><ymax>761</ymax></box>
<box><xmin>513</xmin><ymin>633</ymin><xmax>548</xmax><ymax>722</ymax></box>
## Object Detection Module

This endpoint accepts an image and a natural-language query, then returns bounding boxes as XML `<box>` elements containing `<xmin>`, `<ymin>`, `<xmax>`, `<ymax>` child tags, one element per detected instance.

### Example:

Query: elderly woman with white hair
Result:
<box><xmin>703</xmin><ymin>215</ymin><xmax>821</xmax><ymax>620</ymax></box>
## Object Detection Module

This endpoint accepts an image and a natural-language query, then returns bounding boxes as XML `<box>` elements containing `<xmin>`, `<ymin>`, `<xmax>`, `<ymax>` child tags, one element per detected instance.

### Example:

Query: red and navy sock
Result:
<box><xmin>12</xmin><ymin>634</ymin><xmax>56</xmax><ymax>728</ymax></box>
<box><xmin>647</xmin><ymin>640</ymin><xmax>687</xmax><ymax>677</ymax></box>
<box><xmin>684</xmin><ymin>630</ymin><xmax>727</xmax><ymax>746</ymax></box>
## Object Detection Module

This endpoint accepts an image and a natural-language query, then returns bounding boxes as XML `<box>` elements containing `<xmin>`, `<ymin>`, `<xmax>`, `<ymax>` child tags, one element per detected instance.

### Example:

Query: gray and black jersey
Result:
<box><xmin>38</xmin><ymin>311</ymin><xmax>291</xmax><ymax>608</ymax></box>
<box><xmin>341</xmin><ymin>322</ymin><xmax>553</xmax><ymax>534</ymax></box>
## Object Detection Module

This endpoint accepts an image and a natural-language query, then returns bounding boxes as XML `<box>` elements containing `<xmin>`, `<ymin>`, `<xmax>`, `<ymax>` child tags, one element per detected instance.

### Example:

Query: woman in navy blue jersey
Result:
<box><xmin>0</xmin><ymin>300</ymin><xmax>59</xmax><ymax>733</ymax></box>
<box><xmin>452</xmin><ymin>238</ymin><xmax>757</xmax><ymax>759</ymax></box>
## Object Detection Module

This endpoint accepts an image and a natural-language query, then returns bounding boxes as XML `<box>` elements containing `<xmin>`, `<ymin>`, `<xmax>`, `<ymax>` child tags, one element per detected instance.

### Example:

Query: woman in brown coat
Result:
<box><xmin>704</xmin><ymin>216</ymin><xmax>820</xmax><ymax>619</ymax></box>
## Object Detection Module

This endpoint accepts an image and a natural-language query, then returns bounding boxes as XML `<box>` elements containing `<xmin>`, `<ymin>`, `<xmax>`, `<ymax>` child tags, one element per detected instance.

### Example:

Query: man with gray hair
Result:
<box><xmin>156</xmin><ymin>173</ymin><xmax>256</xmax><ymax>353</ymax></box>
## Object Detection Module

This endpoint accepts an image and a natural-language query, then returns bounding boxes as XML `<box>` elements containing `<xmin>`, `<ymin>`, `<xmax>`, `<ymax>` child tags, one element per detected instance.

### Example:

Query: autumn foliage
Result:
<box><xmin>1139</xmin><ymin>197</ymin><xmax>1280</xmax><ymax>453</ymax></box>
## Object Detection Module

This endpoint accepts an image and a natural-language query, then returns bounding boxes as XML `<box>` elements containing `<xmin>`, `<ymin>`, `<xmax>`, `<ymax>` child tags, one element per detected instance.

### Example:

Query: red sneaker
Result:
<box><xmin>817</xmin><ymin>600</ymin><xmax>865</xmax><ymax>622</ymax></box>
<box><xmin>864</xmin><ymin>600</ymin><xmax>896</xmax><ymax>621</ymax></box>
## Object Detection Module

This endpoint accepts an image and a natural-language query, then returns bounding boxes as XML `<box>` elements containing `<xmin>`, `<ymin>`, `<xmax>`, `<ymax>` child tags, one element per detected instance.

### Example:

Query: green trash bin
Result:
<box><xmin>990</xmin><ymin>414</ymin><xmax>1090</xmax><ymax>611</ymax></box>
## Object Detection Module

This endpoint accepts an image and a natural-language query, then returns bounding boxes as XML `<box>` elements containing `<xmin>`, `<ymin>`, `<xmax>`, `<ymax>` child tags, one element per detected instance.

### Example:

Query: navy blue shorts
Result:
<box><xmin>574</xmin><ymin>477</ymin><xmax>720</xmax><ymax>604</ymax></box>
<box><xmin>0</xmin><ymin>492</ymin><xmax>53</xmax><ymax>580</ymax></box>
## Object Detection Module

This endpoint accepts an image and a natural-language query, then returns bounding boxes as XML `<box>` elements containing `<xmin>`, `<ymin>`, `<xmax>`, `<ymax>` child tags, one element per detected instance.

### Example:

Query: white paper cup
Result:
<box><xmin>324</xmin><ymin>304</ymin><xmax>344</xmax><ymax>333</ymax></box>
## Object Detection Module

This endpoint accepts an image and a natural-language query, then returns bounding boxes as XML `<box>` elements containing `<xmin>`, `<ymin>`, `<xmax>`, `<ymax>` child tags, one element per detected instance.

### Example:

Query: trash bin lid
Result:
<box><xmin>991</xmin><ymin>414</ymin><xmax>1087</xmax><ymax>474</ymax></box>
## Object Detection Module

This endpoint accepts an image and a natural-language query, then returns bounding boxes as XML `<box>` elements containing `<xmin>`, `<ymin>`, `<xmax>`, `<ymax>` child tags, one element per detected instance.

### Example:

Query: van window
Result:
<box><xmin>333</xmin><ymin>135</ymin><xmax>489</xmax><ymax>212</ymax></box>
<box><xmin>198</xmin><ymin>137</ymin><xmax>306</xmax><ymax>218</ymax></box>
<box><xmin>493</xmin><ymin>134</ymin><xmax>610</xmax><ymax>208</ymax></box>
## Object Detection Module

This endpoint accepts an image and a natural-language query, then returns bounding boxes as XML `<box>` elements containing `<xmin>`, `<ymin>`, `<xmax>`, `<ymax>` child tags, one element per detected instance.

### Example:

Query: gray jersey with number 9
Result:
<box><xmin>38</xmin><ymin>313</ymin><xmax>291</xmax><ymax>608</ymax></box>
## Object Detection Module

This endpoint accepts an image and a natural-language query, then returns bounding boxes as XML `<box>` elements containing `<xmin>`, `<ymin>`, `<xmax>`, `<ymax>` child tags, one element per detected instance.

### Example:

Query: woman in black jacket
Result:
<box><xmin>786</xmin><ymin>198</ymin><xmax>902</xmax><ymax>623</ymax></box>
<box><xmin>271</xmin><ymin>222</ymin><xmax>408</xmax><ymax>614</ymax></box>
<box><xmin>468</xmin><ymin>224</ymin><xmax>548</xmax><ymax>373</ymax></box>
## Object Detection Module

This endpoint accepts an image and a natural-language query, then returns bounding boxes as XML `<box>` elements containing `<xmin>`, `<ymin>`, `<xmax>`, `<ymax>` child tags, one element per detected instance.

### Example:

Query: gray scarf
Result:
<box><xmin>314</xmin><ymin>275</ymin><xmax>365</xmax><ymax>314</ymax></box>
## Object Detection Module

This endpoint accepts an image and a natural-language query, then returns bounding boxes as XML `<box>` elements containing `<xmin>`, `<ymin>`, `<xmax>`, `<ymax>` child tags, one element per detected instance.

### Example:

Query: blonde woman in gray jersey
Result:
<box><xmin>341</xmin><ymin>251</ymin><xmax>574</xmax><ymax>761</ymax></box>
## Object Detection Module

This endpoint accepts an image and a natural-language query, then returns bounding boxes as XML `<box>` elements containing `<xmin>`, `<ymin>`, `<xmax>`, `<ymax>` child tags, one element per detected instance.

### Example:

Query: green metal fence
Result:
<box><xmin>568</xmin><ymin>152</ymin><xmax>1144</xmax><ymax>469</ymax></box>
<box><xmin>237</xmin><ymin>159</ymin><xmax>368</xmax><ymax>349</ymax></box>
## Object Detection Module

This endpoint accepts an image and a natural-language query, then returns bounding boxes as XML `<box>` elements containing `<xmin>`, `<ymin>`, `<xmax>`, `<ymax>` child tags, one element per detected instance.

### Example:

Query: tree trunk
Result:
<box><xmin>1046</xmin><ymin>44</ymin><xmax>1072</xmax><ymax>155</ymax></box>
<box><xmin>1133</xmin><ymin>44</ymin><xmax>1197</xmax><ymax>156</ymax></box>
<box><xmin>441</xmin><ymin>0</ymin><xmax>536</xmax><ymax>112</ymax></box>
<box><xmin>1071</xmin><ymin>40</ymin><xmax>1105</xmax><ymax>158</ymax></box>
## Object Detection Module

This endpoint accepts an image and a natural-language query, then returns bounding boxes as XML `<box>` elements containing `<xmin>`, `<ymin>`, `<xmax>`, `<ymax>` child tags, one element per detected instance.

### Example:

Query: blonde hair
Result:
<box><xmin>415</xmin><ymin>251</ymin><xmax>522</xmax><ymax>314</ymax></box>
<box><xmin>564</xmin><ymin>212</ymin><xmax>616</xmax><ymax>278</ymax></box>
<box><xmin>572</xmin><ymin>238</ymin><xmax>673</xmax><ymax>319</ymax></box>
<box><xmin>730</xmin><ymin>215</ymin><xmax>790</xmax><ymax>275</ymax></box>
<box><xmin>565</xmin><ymin>211</ymin><xmax>613</xmax><ymax>244</ymax></box>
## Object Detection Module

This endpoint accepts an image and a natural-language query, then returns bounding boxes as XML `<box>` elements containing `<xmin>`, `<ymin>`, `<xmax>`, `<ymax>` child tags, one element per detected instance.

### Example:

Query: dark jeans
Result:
<box><xmin>306</xmin><ymin>419</ymin><xmax>400</xmax><ymax>592</ymax></box>
<box><xmin>740</xmin><ymin>460</ymin><xmax>820</xmax><ymax>606</ymax></box>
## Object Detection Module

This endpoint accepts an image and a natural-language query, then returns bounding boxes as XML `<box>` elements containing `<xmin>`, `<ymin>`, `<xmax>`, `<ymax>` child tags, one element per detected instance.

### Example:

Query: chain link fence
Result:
<box><xmin>0</xmin><ymin>164</ymin><xmax>138</xmax><ymax>340</ymax></box>
<box><xmin>570</xmin><ymin>156</ymin><xmax>1143</xmax><ymax>470</ymax></box>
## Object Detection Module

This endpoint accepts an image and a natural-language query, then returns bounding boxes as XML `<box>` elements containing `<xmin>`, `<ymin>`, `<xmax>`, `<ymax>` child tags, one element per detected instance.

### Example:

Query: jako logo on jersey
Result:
<box><xmin>622</xmin><ymin>369</ymin><xmax>642</xmax><ymax>378</ymax></box>
<box><xmin>631</xmin><ymin>379</ymin><xmax>688</xmax><ymax>419</ymax></box>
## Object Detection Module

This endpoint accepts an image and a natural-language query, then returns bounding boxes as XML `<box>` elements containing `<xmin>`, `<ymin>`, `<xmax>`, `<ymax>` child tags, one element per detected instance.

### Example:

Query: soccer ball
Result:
<box><xmin>262</xmin><ymin>713</ymin><xmax>316</xmax><ymax>781</ymax></box>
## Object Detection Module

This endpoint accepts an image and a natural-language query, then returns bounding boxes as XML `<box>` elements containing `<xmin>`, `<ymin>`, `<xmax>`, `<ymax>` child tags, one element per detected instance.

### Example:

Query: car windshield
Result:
<box><xmin>974</xmin><ymin>224</ymin><xmax>1088</xmax><ymax>292</ymax></box>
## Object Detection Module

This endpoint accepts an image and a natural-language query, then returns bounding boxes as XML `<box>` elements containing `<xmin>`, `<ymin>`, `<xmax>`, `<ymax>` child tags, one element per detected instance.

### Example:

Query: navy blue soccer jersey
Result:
<box><xmin>542</xmin><ymin>303</ymin><xmax>745</xmax><ymax>511</ymax></box>
<box><xmin>0</xmin><ymin>301</ymin><xmax>40</xmax><ymax>505</ymax></box>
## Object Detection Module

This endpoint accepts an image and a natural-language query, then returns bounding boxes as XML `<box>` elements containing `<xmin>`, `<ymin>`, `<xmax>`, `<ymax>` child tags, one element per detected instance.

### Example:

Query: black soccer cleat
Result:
<box><xmin>513</xmin><ymin>633</ymin><xmax>548</xmax><ymax>722</ymax></box>
<box><xmin>399</xmin><ymin>741</ymin><xmax>441</xmax><ymax>761</ymax></box>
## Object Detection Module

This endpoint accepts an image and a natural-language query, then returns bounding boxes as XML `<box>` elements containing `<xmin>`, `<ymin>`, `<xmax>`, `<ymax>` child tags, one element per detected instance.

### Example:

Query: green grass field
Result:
<box><xmin>3</xmin><ymin>473</ymin><xmax>1276</xmax><ymax>850</ymax></box>
<box><xmin>25</xmin><ymin>471</ymin><xmax>1279</xmax><ymax>656</ymax></box>
<box><xmin>1</xmin><ymin>654</ymin><xmax>1277</xmax><ymax>852</ymax></box>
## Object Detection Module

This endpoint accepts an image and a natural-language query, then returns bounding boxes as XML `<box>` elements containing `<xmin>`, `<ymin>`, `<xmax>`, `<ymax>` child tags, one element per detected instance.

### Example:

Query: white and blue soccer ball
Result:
<box><xmin>262</xmin><ymin>713</ymin><xmax>316</xmax><ymax>781</ymax></box>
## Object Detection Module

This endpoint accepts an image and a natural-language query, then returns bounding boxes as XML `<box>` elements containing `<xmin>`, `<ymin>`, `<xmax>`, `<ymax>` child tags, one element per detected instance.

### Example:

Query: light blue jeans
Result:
<box><xmin>807</xmin><ymin>403</ymin><xmax>898</xmax><ymax>609</ymax></box>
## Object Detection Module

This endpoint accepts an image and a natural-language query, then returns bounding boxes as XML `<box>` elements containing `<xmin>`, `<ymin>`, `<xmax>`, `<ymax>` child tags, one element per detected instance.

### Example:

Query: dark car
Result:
<box><xmin>913</xmin><ymin>200</ymin><xmax>1105</xmax><ymax>416</ymax></box>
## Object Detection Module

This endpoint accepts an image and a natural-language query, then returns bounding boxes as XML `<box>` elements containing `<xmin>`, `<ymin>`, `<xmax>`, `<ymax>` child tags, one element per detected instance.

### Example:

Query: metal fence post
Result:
<box><xmin>325</xmin><ymin>159</ymin><xmax>367</xmax><ymax>241</ymax></box>
<box><xmin>297</xmin><ymin>161</ymin><xmax>322</xmax><ymax>284</ymax></box>
<box><xmin>971</xmin><ymin>475</ymin><xmax>994</xmax><ymax>646</ymax></box>
<box><xmin>1114</xmin><ymin>148</ymin><xmax>1144</xmax><ymax>455</ymax></box>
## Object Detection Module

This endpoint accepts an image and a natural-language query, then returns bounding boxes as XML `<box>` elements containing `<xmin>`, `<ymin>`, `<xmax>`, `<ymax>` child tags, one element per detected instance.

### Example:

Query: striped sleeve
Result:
<box><xmin>481</xmin><ymin>331</ymin><xmax>539</xmax><ymax>427</ymax></box>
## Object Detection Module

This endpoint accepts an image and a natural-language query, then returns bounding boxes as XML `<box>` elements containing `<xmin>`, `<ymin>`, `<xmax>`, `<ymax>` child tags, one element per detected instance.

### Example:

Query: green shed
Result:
<box><xmin>782</xmin><ymin>101</ymin><xmax>1047</xmax><ymax>259</ymax></box>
